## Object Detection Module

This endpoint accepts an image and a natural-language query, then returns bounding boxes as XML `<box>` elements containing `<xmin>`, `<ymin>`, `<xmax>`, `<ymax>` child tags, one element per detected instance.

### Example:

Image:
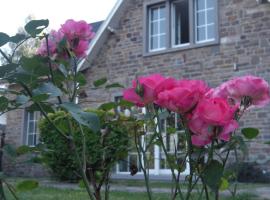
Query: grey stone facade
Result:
<box><xmin>80</xmin><ymin>0</ymin><xmax>270</xmax><ymax>168</ymax></box>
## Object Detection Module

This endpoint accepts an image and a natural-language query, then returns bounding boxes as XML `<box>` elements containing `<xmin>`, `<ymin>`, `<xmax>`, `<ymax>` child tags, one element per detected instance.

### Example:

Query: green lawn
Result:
<box><xmin>5</xmin><ymin>186</ymin><xmax>258</xmax><ymax>200</ymax></box>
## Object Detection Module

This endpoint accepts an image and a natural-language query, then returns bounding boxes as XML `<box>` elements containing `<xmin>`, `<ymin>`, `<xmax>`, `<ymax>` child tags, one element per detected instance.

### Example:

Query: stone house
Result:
<box><xmin>5</xmin><ymin>0</ymin><xmax>270</xmax><ymax>177</ymax></box>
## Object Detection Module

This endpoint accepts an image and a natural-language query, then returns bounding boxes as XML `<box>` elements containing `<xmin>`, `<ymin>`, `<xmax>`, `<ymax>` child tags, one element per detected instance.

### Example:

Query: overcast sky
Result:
<box><xmin>0</xmin><ymin>0</ymin><xmax>118</xmax><ymax>35</ymax></box>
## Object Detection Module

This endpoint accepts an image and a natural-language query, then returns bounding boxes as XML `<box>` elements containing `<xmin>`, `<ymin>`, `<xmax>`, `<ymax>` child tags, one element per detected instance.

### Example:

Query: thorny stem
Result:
<box><xmin>68</xmin><ymin>120</ymin><xmax>96</xmax><ymax>200</ymax></box>
<box><xmin>134</xmin><ymin>128</ymin><xmax>153</xmax><ymax>200</ymax></box>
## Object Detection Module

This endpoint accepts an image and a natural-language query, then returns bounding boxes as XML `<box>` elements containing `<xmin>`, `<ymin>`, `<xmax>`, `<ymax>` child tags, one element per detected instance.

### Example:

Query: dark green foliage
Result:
<box><xmin>39</xmin><ymin>110</ymin><xmax>129</xmax><ymax>181</ymax></box>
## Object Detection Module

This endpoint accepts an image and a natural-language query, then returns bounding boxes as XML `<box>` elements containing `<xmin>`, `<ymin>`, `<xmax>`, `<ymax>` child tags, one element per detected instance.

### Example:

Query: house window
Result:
<box><xmin>160</xmin><ymin>113</ymin><xmax>185</xmax><ymax>170</ymax></box>
<box><xmin>172</xmin><ymin>0</ymin><xmax>190</xmax><ymax>47</ymax></box>
<box><xmin>145</xmin><ymin>0</ymin><xmax>218</xmax><ymax>53</ymax></box>
<box><xmin>148</xmin><ymin>4</ymin><xmax>166</xmax><ymax>52</ymax></box>
<box><xmin>25</xmin><ymin>111</ymin><xmax>40</xmax><ymax>147</ymax></box>
<box><xmin>195</xmin><ymin>0</ymin><xmax>216</xmax><ymax>43</ymax></box>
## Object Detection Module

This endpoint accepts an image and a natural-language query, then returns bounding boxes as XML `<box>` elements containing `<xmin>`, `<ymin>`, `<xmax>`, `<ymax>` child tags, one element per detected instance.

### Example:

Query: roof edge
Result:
<box><xmin>78</xmin><ymin>0</ymin><xmax>125</xmax><ymax>71</ymax></box>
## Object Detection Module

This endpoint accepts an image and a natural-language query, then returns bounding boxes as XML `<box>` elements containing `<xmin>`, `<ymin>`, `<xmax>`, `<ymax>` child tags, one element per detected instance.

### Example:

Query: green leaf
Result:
<box><xmin>60</xmin><ymin>103</ymin><xmax>100</xmax><ymax>133</ymax></box>
<box><xmin>76</xmin><ymin>73</ymin><xmax>87</xmax><ymax>87</ymax></box>
<box><xmin>0</xmin><ymin>96</ymin><xmax>9</xmax><ymax>111</ymax></box>
<box><xmin>98</xmin><ymin>102</ymin><xmax>117</xmax><ymax>111</ymax></box>
<box><xmin>16</xmin><ymin>180</ymin><xmax>39</xmax><ymax>191</ymax></box>
<box><xmin>16</xmin><ymin>95</ymin><xmax>30</xmax><ymax>105</ymax></box>
<box><xmin>24</xmin><ymin>19</ymin><xmax>49</xmax><ymax>37</ymax></box>
<box><xmin>0</xmin><ymin>63</ymin><xmax>19</xmax><ymax>78</ymax></box>
<box><xmin>93</xmin><ymin>77</ymin><xmax>107</xmax><ymax>87</ymax></box>
<box><xmin>32</xmin><ymin>94</ymin><xmax>50</xmax><ymax>102</ymax></box>
<box><xmin>219</xmin><ymin>177</ymin><xmax>229</xmax><ymax>191</ymax></box>
<box><xmin>203</xmin><ymin>160</ymin><xmax>223</xmax><ymax>190</ymax></box>
<box><xmin>265</xmin><ymin>141</ymin><xmax>270</xmax><ymax>145</ymax></box>
<box><xmin>20</xmin><ymin>56</ymin><xmax>49</xmax><ymax>76</ymax></box>
<box><xmin>105</xmin><ymin>83</ymin><xmax>124</xmax><ymax>89</ymax></box>
<box><xmin>0</xmin><ymin>32</ymin><xmax>10</xmax><ymax>47</ymax></box>
<box><xmin>9</xmin><ymin>34</ymin><xmax>26</xmax><ymax>43</ymax></box>
<box><xmin>33</xmin><ymin>82</ymin><xmax>62</xmax><ymax>97</ymax></box>
<box><xmin>241</xmin><ymin>128</ymin><xmax>259</xmax><ymax>139</ymax></box>
<box><xmin>118</xmin><ymin>99</ymin><xmax>134</xmax><ymax>108</ymax></box>
<box><xmin>78</xmin><ymin>180</ymin><xmax>86</xmax><ymax>188</ymax></box>
<box><xmin>27</xmin><ymin>103</ymin><xmax>55</xmax><ymax>113</ymax></box>
<box><xmin>16</xmin><ymin>145</ymin><xmax>32</xmax><ymax>156</ymax></box>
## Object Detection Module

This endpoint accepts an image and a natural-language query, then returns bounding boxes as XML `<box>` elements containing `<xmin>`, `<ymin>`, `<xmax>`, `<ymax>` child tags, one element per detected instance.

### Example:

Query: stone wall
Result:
<box><xmin>81</xmin><ymin>0</ymin><xmax>270</xmax><ymax>169</ymax></box>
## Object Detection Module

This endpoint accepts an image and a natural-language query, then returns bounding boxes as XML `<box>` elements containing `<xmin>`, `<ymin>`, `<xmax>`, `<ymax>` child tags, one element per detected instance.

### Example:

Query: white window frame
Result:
<box><xmin>195</xmin><ymin>0</ymin><xmax>216</xmax><ymax>43</ymax></box>
<box><xmin>26</xmin><ymin>111</ymin><xmax>40</xmax><ymax>147</ymax></box>
<box><xmin>148</xmin><ymin>4</ymin><xmax>167</xmax><ymax>52</ymax></box>
<box><xmin>113</xmin><ymin>94</ymin><xmax>189</xmax><ymax>176</ymax></box>
<box><xmin>144</xmin><ymin>0</ymin><xmax>218</xmax><ymax>55</ymax></box>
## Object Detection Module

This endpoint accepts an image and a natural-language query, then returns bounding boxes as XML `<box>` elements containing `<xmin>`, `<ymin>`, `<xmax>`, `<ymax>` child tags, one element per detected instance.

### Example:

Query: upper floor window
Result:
<box><xmin>146</xmin><ymin>0</ymin><xmax>218</xmax><ymax>53</ymax></box>
<box><xmin>195</xmin><ymin>0</ymin><xmax>216</xmax><ymax>43</ymax></box>
<box><xmin>149</xmin><ymin>4</ymin><xmax>166</xmax><ymax>52</ymax></box>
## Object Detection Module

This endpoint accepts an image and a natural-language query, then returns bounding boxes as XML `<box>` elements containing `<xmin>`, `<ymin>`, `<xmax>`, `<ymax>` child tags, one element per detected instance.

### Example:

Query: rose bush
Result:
<box><xmin>0</xmin><ymin>19</ymin><xmax>126</xmax><ymax>200</ymax></box>
<box><xmin>123</xmin><ymin>74</ymin><xmax>270</xmax><ymax>200</ymax></box>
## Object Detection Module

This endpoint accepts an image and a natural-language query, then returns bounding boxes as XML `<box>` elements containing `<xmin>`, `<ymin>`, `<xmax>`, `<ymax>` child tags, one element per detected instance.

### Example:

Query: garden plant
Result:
<box><xmin>0</xmin><ymin>19</ymin><xmax>128</xmax><ymax>200</ymax></box>
<box><xmin>123</xmin><ymin>74</ymin><xmax>270</xmax><ymax>200</ymax></box>
<box><xmin>0</xmin><ymin>18</ymin><xmax>269</xmax><ymax>200</ymax></box>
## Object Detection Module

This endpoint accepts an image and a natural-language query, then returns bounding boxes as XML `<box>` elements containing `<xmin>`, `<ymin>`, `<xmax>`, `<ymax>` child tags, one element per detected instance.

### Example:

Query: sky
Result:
<box><xmin>0</xmin><ymin>0</ymin><xmax>118</xmax><ymax>35</ymax></box>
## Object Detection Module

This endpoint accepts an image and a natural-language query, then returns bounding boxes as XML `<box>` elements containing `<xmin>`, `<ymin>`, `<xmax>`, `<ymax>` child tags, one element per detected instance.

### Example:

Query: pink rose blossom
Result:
<box><xmin>155</xmin><ymin>79</ymin><xmax>209</xmax><ymax>113</ymax></box>
<box><xmin>60</xmin><ymin>19</ymin><xmax>95</xmax><ymax>41</ymax></box>
<box><xmin>123</xmin><ymin>74</ymin><xmax>165</xmax><ymax>107</ymax></box>
<box><xmin>37</xmin><ymin>30</ymin><xmax>64</xmax><ymax>57</ymax></box>
<box><xmin>189</xmin><ymin>98</ymin><xmax>238</xmax><ymax>147</ymax></box>
<box><xmin>207</xmin><ymin>76</ymin><xmax>270</xmax><ymax>108</ymax></box>
<box><xmin>59</xmin><ymin>19</ymin><xmax>95</xmax><ymax>58</ymax></box>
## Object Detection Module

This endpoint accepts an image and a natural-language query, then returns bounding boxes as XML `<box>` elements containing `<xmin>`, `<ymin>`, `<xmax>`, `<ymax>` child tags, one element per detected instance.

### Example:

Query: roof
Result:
<box><xmin>90</xmin><ymin>21</ymin><xmax>104</xmax><ymax>33</ymax></box>
<box><xmin>78</xmin><ymin>0</ymin><xmax>129</xmax><ymax>71</ymax></box>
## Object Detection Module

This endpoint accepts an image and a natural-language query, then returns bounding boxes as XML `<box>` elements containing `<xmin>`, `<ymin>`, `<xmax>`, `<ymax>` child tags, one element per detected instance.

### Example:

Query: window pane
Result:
<box><xmin>151</xmin><ymin>7</ymin><xmax>159</xmax><ymax>21</ymax></box>
<box><xmin>28</xmin><ymin>135</ymin><xmax>34</xmax><ymax>146</ymax></box>
<box><xmin>160</xmin><ymin>19</ymin><xmax>166</xmax><ymax>34</ymax></box>
<box><xmin>173</xmin><ymin>1</ymin><xmax>190</xmax><ymax>46</ymax></box>
<box><xmin>197</xmin><ymin>27</ymin><xmax>206</xmax><ymax>41</ymax></box>
<box><xmin>151</xmin><ymin>36</ymin><xmax>159</xmax><ymax>50</ymax></box>
<box><xmin>149</xmin><ymin>4</ymin><xmax>166</xmax><ymax>51</ymax></box>
<box><xmin>196</xmin><ymin>0</ymin><xmax>205</xmax><ymax>10</ymax></box>
<box><xmin>151</xmin><ymin>21</ymin><xmax>158</xmax><ymax>35</ymax></box>
<box><xmin>207</xmin><ymin>24</ymin><xmax>215</xmax><ymax>39</ymax></box>
<box><xmin>29</xmin><ymin>112</ymin><xmax>34</xmax><ymax>120</ymax></box>
<box><xmin>197</xmin><ymin>11</ymin><xmax>205</xmax><ymax>26</ymax></box>
<box><xmin>119</xmin><ymin>159</ymin><xmax>128</xmax><ymax>172</ymax></box>
<box><xmin>160</xmin><ymin>35</ymin><xmax>166</xmax><ymax>48</ymax></box>
<box><xmin>28</xmin><ymin>121</ymin><xmax>34</xmax><ymax>133</ymax></box>
<box><xmin>207</xmin><ymin>9</ymin><xmax>215</xmax><ymax>24</ymax></box>
<box><xmin>160</xmin><ymin>6</ymin><xmax>166</xmax><ymax>19</ymax></box>
<box><xmin>207</xmin><ymin>0</ymin><xmax>214</xmax><ymax>8</ymax></box>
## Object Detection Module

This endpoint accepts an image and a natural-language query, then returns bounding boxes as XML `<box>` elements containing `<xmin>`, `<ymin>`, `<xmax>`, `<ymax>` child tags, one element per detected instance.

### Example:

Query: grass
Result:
<box><xmin>5</xmin><ymin>186</ymin><xmax>259</xmax><ymax>200</ymax></box>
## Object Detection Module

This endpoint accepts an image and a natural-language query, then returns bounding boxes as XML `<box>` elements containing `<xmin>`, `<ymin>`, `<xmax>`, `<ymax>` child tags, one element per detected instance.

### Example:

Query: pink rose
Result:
<box><xmin>155</xmin><ymin>79</ymin><xmax>209</xmax><ymax>113</ymax></box>
<box><xmin>37</xmin><ymin>30</ymin><xmax>64</xmax><ymax>57</ymax></box>
<box><xmin>189</xmin><ymin>98</ymin><xmax>238</xmax><ymax>147</ymax></box>
<box><xmin>60</xmin><ymin>19</ymin><xmax>95</xmax><ymax>41</ymax></box>
<box><xmin>123</xmin><ymin>74</ymin><xmax>165</xmax><ymax>107</ymax></box>
<box><xmin>208</xmin><ymin>76</ymin><xmax>270</xmax><ymax>108</ymax></box>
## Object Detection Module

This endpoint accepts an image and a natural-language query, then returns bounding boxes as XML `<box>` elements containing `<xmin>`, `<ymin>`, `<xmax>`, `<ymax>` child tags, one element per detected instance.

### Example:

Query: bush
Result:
<box><xmin>39</xmin><ymin>110</ymin><xmax>129</xmax><ymax>181</ymax></box>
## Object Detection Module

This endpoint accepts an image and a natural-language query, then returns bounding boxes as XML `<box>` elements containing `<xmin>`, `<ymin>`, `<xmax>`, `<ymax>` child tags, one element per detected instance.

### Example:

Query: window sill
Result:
<box><xmin>143</xmin><ymin>40</ymin><xmax>219</xmax><ymax>57</ymax></box>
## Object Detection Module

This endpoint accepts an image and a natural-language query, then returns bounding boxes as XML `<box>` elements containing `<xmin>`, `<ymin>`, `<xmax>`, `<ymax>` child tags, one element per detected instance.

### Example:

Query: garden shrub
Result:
<box><xmin>39</xmin><ymin>110</ymin><xmax>129</xmax><ymax>181</ymax></box>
